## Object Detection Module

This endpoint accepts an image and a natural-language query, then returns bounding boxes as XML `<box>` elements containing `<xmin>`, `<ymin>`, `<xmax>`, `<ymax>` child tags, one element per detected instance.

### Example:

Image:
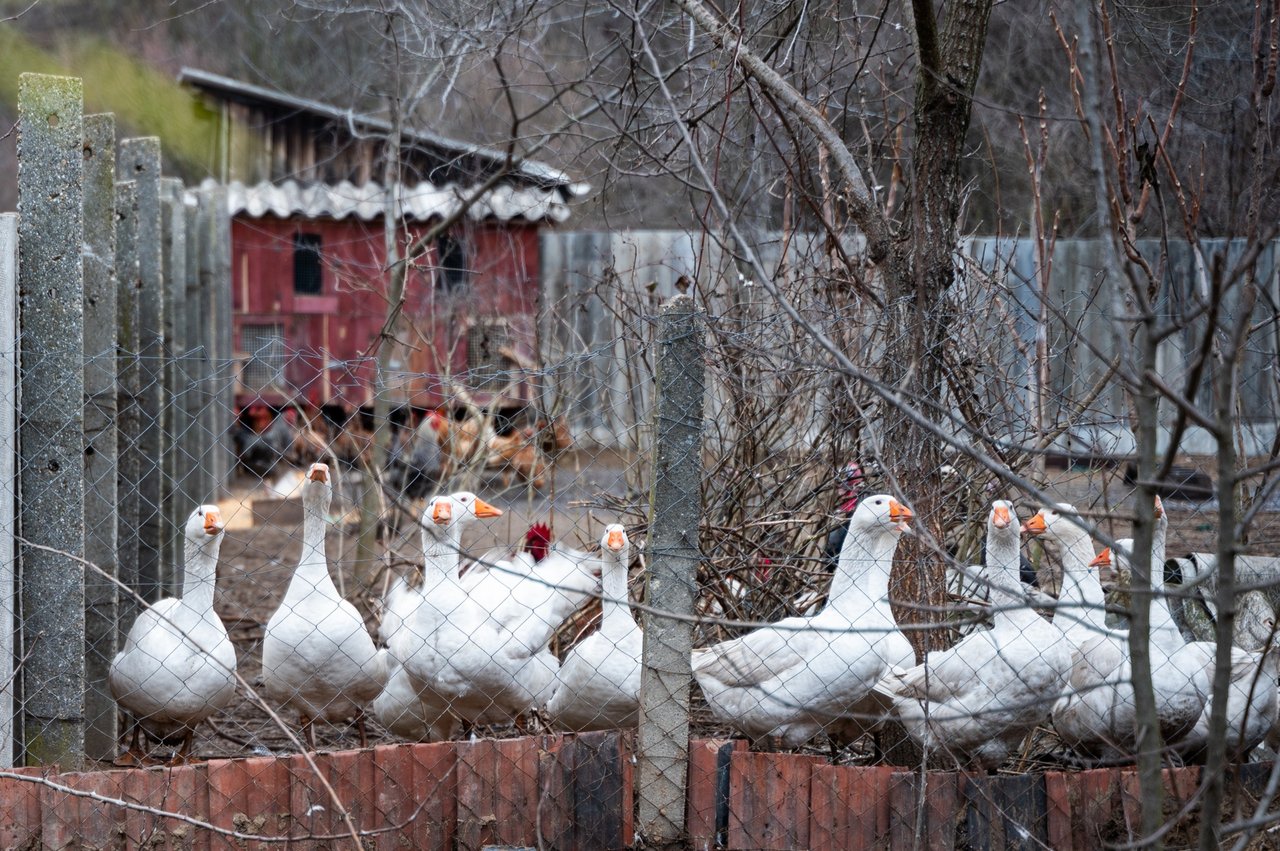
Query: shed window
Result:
<box><xmin>241</xmin><ymin>324</ymin><xmax>286</xmax><ymax>391</ymax></box>
<box><xmin>436</xmin><ymin>235</ymin><xmax>468</xmax><ymax>293</ymax></box>
<box><xmin>467</xmin><ymin>319</ymin><xmax>511</xmax><ymax>391</ymax></box>
<box><xmin>294</xmin><ymin>233</ymin><xmax>323</xmax><ymax>294</ymax></box>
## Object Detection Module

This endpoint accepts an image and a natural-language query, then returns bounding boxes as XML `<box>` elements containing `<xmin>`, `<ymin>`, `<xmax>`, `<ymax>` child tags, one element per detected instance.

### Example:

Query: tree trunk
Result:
<box><xmin>881</xmin><ymin>0</ymin><xmax>994</xmax><ymax>657</ymax></box>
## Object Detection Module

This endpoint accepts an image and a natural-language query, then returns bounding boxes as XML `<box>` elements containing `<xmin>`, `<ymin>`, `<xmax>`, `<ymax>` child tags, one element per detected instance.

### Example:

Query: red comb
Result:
<box><xmin>525</xmin><ymin>523</ymin><xmax>553</xmax><ymax>563</ymax></box>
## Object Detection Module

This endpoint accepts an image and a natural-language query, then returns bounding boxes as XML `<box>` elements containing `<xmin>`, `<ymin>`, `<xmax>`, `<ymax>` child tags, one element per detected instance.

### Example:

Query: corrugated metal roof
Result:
<box><xmin>189</xmin><ymin>177</ymin><xmax>578</xmax><ymax>223</ymax></box>
<box><xmin>179</xmin><ymin>68</ymin><xmax>588</xmax><ymax>198</ymax></box>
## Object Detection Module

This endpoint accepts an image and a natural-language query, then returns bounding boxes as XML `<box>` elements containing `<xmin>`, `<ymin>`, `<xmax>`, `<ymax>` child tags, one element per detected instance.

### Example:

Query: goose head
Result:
<box><xmin>987</xmin><ymin>499</ymin><xmax>1020</xmax><ymax>553</ymax></box>
<box><xmin>185</xmin><ymin>504</ymin><xmax>224</xmax><ymax>543</ymax></box>
<box><xmin>850</xmin><ymin>493</ymin><xmax>913</xmax><ymax>535</ymax></box>
<box><xmin>302</xmin><ymin>462</ymin><xmax>333</xmax><ymax>514</ymax></box>
<box><xmin>1021</xmin><ymin>503</ymin><xmax>1089</xmax><ymax>544</ymax></box>
<box><xmin>602</xmin><ymin>523</ymin><xmax>630</xmax><ymax>556</ymax></box>
<box><xmin>425</xmin><ymin>491</ymin><xmax>504</xmax><ymax>529</ymax></box>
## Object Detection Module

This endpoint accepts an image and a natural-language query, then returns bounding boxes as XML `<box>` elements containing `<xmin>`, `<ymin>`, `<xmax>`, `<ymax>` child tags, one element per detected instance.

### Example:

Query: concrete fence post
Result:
<box><xmin>17</xmin><ymin>72</ymin><xmax>87</xmax><ymax>768</ymax></box>
<box><xmin>0</xmin><ymin>213</ymin><xmax>17</xmax><ymax>768</ymax></box>
<box><xmin>182</xmin><ymin>199</ymin><xmax>209</xmax><ymax>506</ymax></box>
<box><xmin>636</xmin><ymin>294</ymin><xmax>704</xmax><ymax>847</ymax></box>
<box><xmin>160</xmin><ymin>178</ymin><xmax>187</xmax><ymax>593</ymax></box>
<box><xmin>199</xmin><ymin>186</ymin><xmax>234</xmax><ymax>498</ymax></box>
<box><xmin>114</xmin><ymin>180</ymin><xmax>140</xmax><ymax>644</ymax></box>
<box><xmin>82</xmin><ymin>112</ymin><xmax>119</xmax><ymax>762</ymax></box>
<box><xmin>117</xmin><ymin>138</ymin><xmax>164</xmax><ymax>604</ymax></box>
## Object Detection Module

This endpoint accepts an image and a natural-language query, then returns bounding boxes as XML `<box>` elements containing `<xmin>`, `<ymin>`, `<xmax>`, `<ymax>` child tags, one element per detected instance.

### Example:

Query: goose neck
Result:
<box><xmin>599</xmin><ymin>550</ymin><xmax>631</xmax><ymax>633</ymax></box>
<box><xmin>986</xmin><ymin>530</ymin><xmax>1026</xmax><ymax>625</ymax></box>
<box><xmin>1055</xmin><ymin>528</ymin><xmax>1110</xmax><ymax>637</ymax></box>
<box><xmin>826</xmin><ymin>524</ymin><xmax>898</xmax><ymax>619</ymax></box>
<box><xmin>181</xmin><ymin>540</ymin><xmax>220</xmax><ymax>612</ymax></box>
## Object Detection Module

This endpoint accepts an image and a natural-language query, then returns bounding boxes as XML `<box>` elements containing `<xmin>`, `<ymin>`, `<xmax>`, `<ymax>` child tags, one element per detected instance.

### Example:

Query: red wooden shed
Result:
<box><xmin>179</xmin><ymin>69</ymin><xmax>585</xmax><ymax>420</ymax></box>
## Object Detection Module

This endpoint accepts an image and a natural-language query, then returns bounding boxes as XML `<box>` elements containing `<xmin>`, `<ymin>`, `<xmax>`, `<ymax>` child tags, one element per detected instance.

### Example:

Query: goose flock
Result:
<box><xmin>108</xmin><ymin>467</ymin><xmax>1279</xmax><ymax>771</ymax></box>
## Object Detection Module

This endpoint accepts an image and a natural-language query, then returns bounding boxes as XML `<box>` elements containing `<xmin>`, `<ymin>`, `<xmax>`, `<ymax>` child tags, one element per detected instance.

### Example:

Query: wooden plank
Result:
<box><xmin>538</xmin><ymin>734</ymin><xmax>576</xmax><ymax>851</ymax></box>
<box><xmin>810</xmin><ymin>764</ymin><xmax>892</xmax><ymax>851</ymax></box>
<box><xmin>725</xmin><ymin>750</ymin><xmax>821</xmax><ymax>850</ymax></box>
<box><xmin>573</xmin><ymin>731</ymin><xmax>633</xmax><ymax>851</ymax></box>
<box><xmin>889</xmin><ymin>771</ymin><xmax>958</xmax><ymax>851</ymax></box>
<box><xmin>0</xmin><ymin>765</ymin><xmax>46</xmax><ymax>848</ymax></box>
<box><xmin>455</xmin><ymin>737</ymin><xmax>539</xmax><ymax>851</ymax></box>
<box><xmin>409</xmin><ymin>741</ymin><xmax>457</xmax><ymax>850</ymax></box>
<box><xmin>145</xmin><ymin>763</ymin><xmax>206</xmax><ymax>851</ymax></box>
<box><xmin>1070</xmin><ymin>768</ymin><xmax>1120</xmax><ymax>850</ymax></box>
<box><xmin>687</xmin><ymin>738</ymin><xmax>741</xmax><ymax>849</ymax></box>
<box><xmin>1043</xmin><ymin>772</ymin><xmax>1073</xmax><ymax>851</ymax></box>
<box><xmin>963</xmin><ymin>773</ymin><xmax>1046</xmax><ymax>850</ymax></box>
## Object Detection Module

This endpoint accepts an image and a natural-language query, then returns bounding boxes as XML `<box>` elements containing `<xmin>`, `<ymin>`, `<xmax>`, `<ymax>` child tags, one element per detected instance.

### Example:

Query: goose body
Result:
<box><xmin>1038</xmin><ymin>501</ymin><xmax>1208</xmax><ymax>761</ymax></box>
<box><xmin>262</xmin><ymin>464</ymin><xmax>388</xmax><ymax>745</ymax></box>
<box><xmin>371</xmin><ymin>577</ymin><xmax>459</xmax><ymax>742</ymax></box>
<box><xmin>692</xmin><ymin>495</ymin><xmax>915</xmax><ymax>747</ymax></box>
<box><xmin>1100</xmin><ymin>509</ymin><xmax>1279</xmax><ymax>762</ymax></box>
<box><xmin>463</xmin><ymin>535</ymin><xmax>599</xmax><ymax>655</ymax></box>
<box><xmin>545</xmin><ymin>525</ymin><xmax>642</xmax><ymax>731</ymax></box>
<box><xmin>109</xmin><ymin>505</ymin><xmax>238</xmax><ymax>762</ymax></box>
<box><xmin>398</xmin><ymin>493</ymin><xmax>557</xmax><ymax>726</ymax></box>
<box><xmin>881</xmin><ymin>501</ymin><xmax>1071</xmax><ymax>768</ymax></box>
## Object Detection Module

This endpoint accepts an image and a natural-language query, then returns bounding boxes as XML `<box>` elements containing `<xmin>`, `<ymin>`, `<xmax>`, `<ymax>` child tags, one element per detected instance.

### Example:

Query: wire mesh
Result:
<box><xmin>2</xmin><ymin>225</ymin><xmax>1280</xmax><ymax>847</ymax></box>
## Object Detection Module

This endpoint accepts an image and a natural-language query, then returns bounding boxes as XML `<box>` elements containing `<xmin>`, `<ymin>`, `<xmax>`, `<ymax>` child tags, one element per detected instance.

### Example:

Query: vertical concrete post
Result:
<box><xmin>183</xmin><ymin>200</ymin><xmax>209</xmax><ymax>505</ymax></box>
<box><xmin>17</xmin><ymin>73</ymin><xmax>87</xmax><ymax>768</ymax></box>
<box><xmin>207</xmin><ymin>187</ymin><xmax>234</xmax><ymax>497</ymax></box>
<box><xmin>117</xmin><ymin>138</ymin><xmax>164</xmax><ymax>604</ymax></box>
<box><xmin>0</xmin><ymin>213</ymin><xmax>17</xmax><ymax>768</ymax></box>
<box><xmin>160</xmin><ymin>178</ymin><xmax>187</xmax><ymax>593</ymax></box>
<box><xmin>636</xmin><ymin>294</ymin><xmax>704</xmax><ymax>847</ymax></box>
<box><xmin>114</xmin><ymin>180</ymin><xmax>140</xmax><ymax>644</ymax></box>
<box><xmin>82</xmin><ymin>113</ymin><xmax>118</xmax><ymax>762</ymax></box>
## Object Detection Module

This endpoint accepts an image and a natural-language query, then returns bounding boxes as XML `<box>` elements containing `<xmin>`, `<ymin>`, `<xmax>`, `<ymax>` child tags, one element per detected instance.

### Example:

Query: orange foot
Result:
<box><xmin>113</xmin><ymin>749</ymin><xmax>148</xmax><ymax>767</ymax></box>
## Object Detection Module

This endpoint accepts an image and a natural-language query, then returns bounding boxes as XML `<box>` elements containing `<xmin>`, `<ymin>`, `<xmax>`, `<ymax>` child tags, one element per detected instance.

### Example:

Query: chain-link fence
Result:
<box><xmin>6</xmin><ymin>70</ymin><xmax>1280</xmax><ymax>849</ymax></box>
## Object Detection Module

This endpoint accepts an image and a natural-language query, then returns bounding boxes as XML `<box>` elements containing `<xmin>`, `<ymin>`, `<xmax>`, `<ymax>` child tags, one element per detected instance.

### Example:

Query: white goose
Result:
<box><xmin>1022</xmin><ymin>503</ymin><xmax>1117</xmax><ymax>652</ymax></box>
<box><xmin>1034</xmin><ymin>501</ymin><xmax>1207</xmax><ymax>761</ymax></box>
<box><xmin>262</xmin><ymin>463</ymin><xmax>388</xmax><ymax>748</ymax></box>
<box><xmin>463</xmin><ymin>529</ymin><xmax>599</xmax><ymax>655</ymax></box>
<box><xmin>371</xmin><ymin>577</ymin><xmax>459</xmax><ymax>742</ymax></box>
<box><xmin>692</xmin><ymin>494</ymin><xmax>915</xmax><ymax>748</ymax></box>
<box><xmin>1103</xmin><ymin>501</ymin><xmax>1277</xmax><ymax>761</ymax></box>
<box><xmin>545</xmin><ymin>524</ymin><xmax>642</xmax><ymax>731</ymax></box>
<box><xmin>109</xmin><ymin>505</ymin><xmax>237</xmax><ymax>764</ymax></box>
<box><xmin>398</xmin><ymin>492</ymin><xmax>557</xmax><ymax>728</ymax></box>
<box><xmin>879</xmin><ymin>501</ymin><xmax>1072</xmax><ymax>768</ymax></box>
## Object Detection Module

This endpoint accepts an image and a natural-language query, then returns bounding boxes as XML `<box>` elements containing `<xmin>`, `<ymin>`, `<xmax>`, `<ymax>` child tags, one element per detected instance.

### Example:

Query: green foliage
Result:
<box><xmin>0</xmin><ymin>28</ymin><xmax>218</xmax><ymax>176</ymax></box>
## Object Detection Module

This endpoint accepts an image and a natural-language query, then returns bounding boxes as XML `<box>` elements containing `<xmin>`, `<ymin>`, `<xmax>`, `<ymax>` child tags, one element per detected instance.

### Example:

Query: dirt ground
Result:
<box><xmin>108</xmin><ymin>452</ymin><xmax>1277</xmax><ymax>765</ymax></box>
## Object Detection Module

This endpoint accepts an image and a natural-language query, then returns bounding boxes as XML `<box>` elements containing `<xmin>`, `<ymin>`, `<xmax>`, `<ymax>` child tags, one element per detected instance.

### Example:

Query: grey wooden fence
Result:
<box><xmin>540</xmin><ymin>231</ymin><xmax>1280</xmax><ymax>455</ymax></box>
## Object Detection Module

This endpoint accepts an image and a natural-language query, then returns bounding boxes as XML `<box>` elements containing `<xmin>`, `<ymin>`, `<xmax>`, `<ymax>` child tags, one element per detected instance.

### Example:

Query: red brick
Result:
<box><xmin>889</xmin><ymin>770</ymin><xmax>958</xmax><ymax>851</ymax></box>
<box><xmin>1044</xmin><ymin>772</ymin><xmax>1072</xmax><ymax>851</ymax></box>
